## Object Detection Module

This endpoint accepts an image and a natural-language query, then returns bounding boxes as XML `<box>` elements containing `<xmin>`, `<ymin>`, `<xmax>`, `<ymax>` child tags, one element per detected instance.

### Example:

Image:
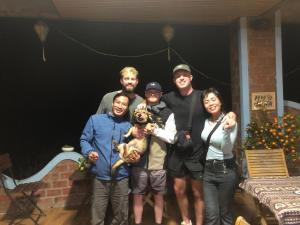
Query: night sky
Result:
<box><xmin>0</xmin><ymin>18</ymin><xmax>298</xmax><ymax>178</ymax></box>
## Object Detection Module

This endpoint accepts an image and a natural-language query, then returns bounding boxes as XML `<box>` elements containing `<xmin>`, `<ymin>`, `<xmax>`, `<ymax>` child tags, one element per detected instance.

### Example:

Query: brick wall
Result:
<box><xmin>229</xmin><ymin>18</ymin><xmax>279</xmax><ymax>158</ymax></box>
<box><xmin>0</xmin><ymin>160</ymin><xmax>92</xmax><ymax>217</ymax></box>
<box><xmin>229</xmin><ymin>19</ymin><xmax>278</xmax><ymax>122</ymax></box>
<box><xmin>247</xmin><ymin>19</ymin><xmax>277</xmax><ymax>119</ymax></box>
<box><xmin>229</xmin><ymin>18</ymin><xmax>278</xmax><ymax>119</ymax></box>
<box><xmin>285</xmin><ymin>106</ymin><xmax>300</xmax><ymax>116</ymax></box>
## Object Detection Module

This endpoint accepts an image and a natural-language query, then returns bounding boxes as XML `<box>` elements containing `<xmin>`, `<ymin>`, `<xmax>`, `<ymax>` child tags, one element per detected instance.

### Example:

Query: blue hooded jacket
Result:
<box><xmin>80</xmin><ymin>113</ymin><xmax>131</xmax><ymax>181</ymax></box>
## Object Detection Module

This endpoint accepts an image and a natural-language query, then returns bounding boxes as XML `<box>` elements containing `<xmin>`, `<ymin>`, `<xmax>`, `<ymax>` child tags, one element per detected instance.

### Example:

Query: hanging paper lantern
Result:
<box><xmin>34</xmin><ymin>21</ymin><xmax>49</xmax><ymax>62</ymax></box>
<box><xmin>162</xmin><ymin>24</ymin><xmax>174</xmax><ymax>43</ymax></box>
<box><xmin>161</xmin><ymin>25</ymin><xmax>175</xmax><ymax>61</ymax></box>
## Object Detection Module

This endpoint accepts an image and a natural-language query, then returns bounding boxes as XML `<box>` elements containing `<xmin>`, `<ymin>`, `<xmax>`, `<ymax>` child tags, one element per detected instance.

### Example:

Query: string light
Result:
<box><xmin>56</xmin><ymin>28</ymin><xmax>230</xmax><ymax>86</ymax></box>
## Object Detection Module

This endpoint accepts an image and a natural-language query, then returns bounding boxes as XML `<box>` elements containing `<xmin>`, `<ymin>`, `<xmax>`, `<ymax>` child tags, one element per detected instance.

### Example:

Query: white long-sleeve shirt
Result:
<box><xmin>152</xmin><ymin>113</ymin><xmax>177</xmax><ymax>144</ymax></box>
<box><xmin>201</xmin><ymin>119</ymin><xmax>237</xmax><ymax>160</ymax></box>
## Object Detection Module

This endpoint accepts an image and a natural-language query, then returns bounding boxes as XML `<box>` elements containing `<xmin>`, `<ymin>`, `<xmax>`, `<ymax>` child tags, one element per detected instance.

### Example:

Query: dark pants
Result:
<box><xmin>203</xmin><ymin>159</ymin><xmax>238</xmax><ymax>225</ymax></box>
<box><xmin>91</xmin><ymin>178</ymin><xmax>129</xmax><ymax>225</ymax></box>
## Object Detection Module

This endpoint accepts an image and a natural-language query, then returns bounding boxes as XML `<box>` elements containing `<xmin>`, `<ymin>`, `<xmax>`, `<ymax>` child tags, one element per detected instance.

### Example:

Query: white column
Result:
<box><xmin>238</xmin><ymin>17</ymin><xmax>250</xmax><ymax>139</ymax></box>
<box><xmin>275</xmin><ymin>10</ymin><xmax>284</xmax><ymax>117</ymax></box>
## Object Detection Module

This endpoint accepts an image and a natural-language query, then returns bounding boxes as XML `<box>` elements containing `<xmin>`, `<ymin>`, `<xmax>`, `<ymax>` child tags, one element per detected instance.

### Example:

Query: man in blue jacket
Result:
<box><xmin>80</xmin><ymin>93</ymin><xmax>139</xmax><ymax>225</ymax></box>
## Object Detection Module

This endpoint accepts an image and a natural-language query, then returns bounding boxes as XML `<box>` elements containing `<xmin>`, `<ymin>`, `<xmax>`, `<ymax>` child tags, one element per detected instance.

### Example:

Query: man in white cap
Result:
<box><xmin>162</xmin><ymin>64</ymin><xmax>236</xmax><ymax>225</ymax></box>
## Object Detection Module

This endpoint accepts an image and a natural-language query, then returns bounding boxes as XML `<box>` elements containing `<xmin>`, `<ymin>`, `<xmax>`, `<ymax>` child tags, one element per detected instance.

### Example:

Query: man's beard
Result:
<box><xmin>122</xmin><ymin>86</ymin><xmax>135</xmax><ymax>94</ymax></box>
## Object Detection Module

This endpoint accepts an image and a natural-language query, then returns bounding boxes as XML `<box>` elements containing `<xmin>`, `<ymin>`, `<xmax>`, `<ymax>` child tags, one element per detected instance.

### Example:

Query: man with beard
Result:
<box><xmin>96</xmin><ymin>66</ymin><xmax>143</xmax><ymax>120</ymax></box>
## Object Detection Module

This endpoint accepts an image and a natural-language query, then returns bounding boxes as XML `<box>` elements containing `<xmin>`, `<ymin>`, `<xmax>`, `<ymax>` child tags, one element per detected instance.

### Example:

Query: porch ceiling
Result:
<box><xmin>0</xmin><ymin>0</ymin><xmax>299</xmax><ymax>24</ymax></box>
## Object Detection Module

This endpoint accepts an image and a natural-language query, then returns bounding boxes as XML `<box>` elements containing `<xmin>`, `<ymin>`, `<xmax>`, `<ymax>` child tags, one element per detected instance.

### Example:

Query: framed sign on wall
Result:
<box><xmin>251</xmin><ymin>92</ymin><xmax>276</xmax><ymax>110</ymax></box>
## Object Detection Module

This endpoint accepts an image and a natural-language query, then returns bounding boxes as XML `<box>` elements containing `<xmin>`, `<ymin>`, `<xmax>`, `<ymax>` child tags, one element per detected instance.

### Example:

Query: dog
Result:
<box><xmin>111</xmin><ymin>108</ymin><xmax>162</xmax><ymax>174</ymax></box>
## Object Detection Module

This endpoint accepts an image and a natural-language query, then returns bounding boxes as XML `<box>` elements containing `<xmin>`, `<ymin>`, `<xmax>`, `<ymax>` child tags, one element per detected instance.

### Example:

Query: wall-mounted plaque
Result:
<box><xmin>251</xmin><ymin>92</ymin><xmax>276</xmax><ymax>110</ymax></box>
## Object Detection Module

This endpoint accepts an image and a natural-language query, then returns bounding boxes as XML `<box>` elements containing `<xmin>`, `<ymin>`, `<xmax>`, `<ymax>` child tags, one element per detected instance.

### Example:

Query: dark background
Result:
<box><xmin>282</xmin><ymin>24</ymin><xmax>300</xmax><ymax>103</ymax></box>
<box><xmin>0</xmin><ymin>18</ymin><xmax>298</xmax><ymax>177</ymax></box>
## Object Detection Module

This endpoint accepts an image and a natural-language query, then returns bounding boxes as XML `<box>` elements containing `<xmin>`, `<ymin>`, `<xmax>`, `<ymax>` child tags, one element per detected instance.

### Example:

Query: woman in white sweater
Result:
<box><xmin>201</xmin><ymin>88</ymin><xmax>238</xmax><ymax>225</ymax></box>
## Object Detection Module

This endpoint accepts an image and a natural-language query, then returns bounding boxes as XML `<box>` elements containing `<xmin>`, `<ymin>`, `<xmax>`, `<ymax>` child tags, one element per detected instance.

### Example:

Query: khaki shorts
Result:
<box><xmin>131</xmin><ymin>167</ymin><xmax>167</xmax><ymax>195</ymax></box>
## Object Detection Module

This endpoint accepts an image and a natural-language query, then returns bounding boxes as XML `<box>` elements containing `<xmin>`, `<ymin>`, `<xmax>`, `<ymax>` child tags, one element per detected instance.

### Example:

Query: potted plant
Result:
<box><xmin>243</xmin><ymin>111</ymin><xmax>300</xmax><ymax>174</ymax></box>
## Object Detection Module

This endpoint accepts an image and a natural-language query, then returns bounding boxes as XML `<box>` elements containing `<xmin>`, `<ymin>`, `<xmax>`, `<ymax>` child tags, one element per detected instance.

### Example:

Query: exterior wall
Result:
<box><xmin>285</xmin><ymin>106</ymin><xmax>300</xmax><ymax>115</ymax></box>
<box><xmin>230</xmin><ymin>17</ymin><xmax>279</xmax><ymax>158</ymax></box>
<box><xmin>0</xmin><ymin>159</ymin><xmax>91</xmax><ymax>217</ymax></box>
<box><xmin>230</xmin><ymin>18</ymin><xmax>278</xmax><ymax>131</ymax></box>
<box><xmin>247</xmin><ymin>18</ymin><xmax>277</xmax><ymax>119</ymax></box>
<box><xmin>230</xmin><ymin>17</ymin><xmax>299</xmax><ymax>174</ymax></box>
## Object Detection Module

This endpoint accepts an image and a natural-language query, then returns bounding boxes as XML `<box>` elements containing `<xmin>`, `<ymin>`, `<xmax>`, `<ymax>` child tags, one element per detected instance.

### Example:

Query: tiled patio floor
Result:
<box><xmin>0</xmin><ymin>190</ymin><xmax>277</xmax><ymax>225</ymax></box>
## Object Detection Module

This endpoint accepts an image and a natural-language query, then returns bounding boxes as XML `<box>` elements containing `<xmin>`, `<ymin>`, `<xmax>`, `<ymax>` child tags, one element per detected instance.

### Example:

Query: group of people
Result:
<box><xmin>80</xmin><ymin>64</ymin><xmax>238</xmax><ymax>225</ymax></box>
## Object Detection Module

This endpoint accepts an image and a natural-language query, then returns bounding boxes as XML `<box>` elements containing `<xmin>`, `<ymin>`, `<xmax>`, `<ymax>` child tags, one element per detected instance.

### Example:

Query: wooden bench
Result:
<box><xmin>245</xmin><ymin>149</ymin><xmax>289</xmax><ymax>178</ymax></box>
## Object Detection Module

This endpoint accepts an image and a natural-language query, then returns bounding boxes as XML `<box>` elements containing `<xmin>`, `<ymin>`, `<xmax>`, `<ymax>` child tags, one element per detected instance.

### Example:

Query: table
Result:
<box><xmin>240</xmin><ymin>176</ymin><xmax>300</xmax><ymax>225</ymax></box>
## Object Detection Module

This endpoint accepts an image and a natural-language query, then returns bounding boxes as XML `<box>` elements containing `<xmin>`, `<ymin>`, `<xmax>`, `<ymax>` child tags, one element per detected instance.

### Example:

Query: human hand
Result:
<box><xmin>136</xmin><ymin>101</ymin><xmax>147</xmax><ymax>110</ymax></box>
<box><xmin>88</xmin><ymin>151</ymin><xmax>99</xmax><ymax>163</ymax></box>
<box><xmin>126</xmin><ymin>150</ymin><xmax>141</xmax><ymax>163</ymax></box>
<box><xmin>222</xmin><ymin>112</ymin><xmax>237</xmax><ymax>129</ymax></box>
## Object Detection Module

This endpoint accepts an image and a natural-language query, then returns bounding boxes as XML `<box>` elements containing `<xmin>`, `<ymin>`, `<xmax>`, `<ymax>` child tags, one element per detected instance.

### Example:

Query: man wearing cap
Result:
<box><xmin>96</xmin><ymin>66</ymin><xmax>143</xmax><ymax>120</ymax></box>
<box><xmin>161</xmin><ymin>64</ymin><xmax>236</xmax><ymax>225</ymax></box>
<box><xmin>131</xmin><ymin>82</ymin><xmax>177</xmax><ymax>225</ymax></box>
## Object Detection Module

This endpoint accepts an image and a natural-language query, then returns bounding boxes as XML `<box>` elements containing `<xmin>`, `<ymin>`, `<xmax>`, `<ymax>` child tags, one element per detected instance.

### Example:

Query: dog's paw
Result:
<box><xmin>145</xmin><ymin>123</ymin><xmax>156</xmax><ymax>133</ymax></box>
<box><xmin>123</xmin><ymin>127</ymin><xmax>134</xmax><ymax>138</ymax></box>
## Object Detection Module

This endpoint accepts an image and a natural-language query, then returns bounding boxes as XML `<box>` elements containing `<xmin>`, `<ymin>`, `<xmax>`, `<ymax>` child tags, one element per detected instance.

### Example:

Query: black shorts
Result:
<box><xmin>169</xmin><ymin>162</ymin><xmax>203</xmax><ymax>180</ymax></box>
<box><xmin>168</xmin><ymin>147</ymin><xmax>204</xmax><ymax>180</ymax></box>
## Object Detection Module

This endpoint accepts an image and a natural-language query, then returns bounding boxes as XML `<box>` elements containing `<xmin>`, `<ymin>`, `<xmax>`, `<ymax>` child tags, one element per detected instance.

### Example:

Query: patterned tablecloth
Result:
<box><xmin>240</xmin><ymin>176</ymin><xmax>300</xmax><ymax>225</ymax></box>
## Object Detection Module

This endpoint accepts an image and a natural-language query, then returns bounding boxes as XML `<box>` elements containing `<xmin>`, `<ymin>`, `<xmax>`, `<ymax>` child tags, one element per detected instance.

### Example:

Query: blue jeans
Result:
<box><xmin>203</xmin><ymin>159</ymin><xmax>238</xmax><ymax>225</ymax></box>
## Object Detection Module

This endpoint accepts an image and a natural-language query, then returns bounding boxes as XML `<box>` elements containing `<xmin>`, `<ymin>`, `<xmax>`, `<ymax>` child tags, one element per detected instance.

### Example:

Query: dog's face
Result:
<box><xmin>133</xmin><ymin>109</ymin><xmax>151</xmax><ymax>124</ymax></box>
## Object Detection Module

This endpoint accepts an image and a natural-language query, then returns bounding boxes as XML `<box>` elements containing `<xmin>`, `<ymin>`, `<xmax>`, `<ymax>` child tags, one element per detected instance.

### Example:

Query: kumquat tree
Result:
<box><xmin>244</xmin><ymin>112</ymin><xmax>300</xmax><ymax>167</ymax></box>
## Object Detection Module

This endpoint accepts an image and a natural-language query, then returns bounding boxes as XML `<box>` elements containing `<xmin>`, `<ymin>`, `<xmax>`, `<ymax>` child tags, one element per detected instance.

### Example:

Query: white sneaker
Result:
<box><xmin>180</xmin><ymin>220</ymin><xmax>192</xmax><ymax>225</ymax></box>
